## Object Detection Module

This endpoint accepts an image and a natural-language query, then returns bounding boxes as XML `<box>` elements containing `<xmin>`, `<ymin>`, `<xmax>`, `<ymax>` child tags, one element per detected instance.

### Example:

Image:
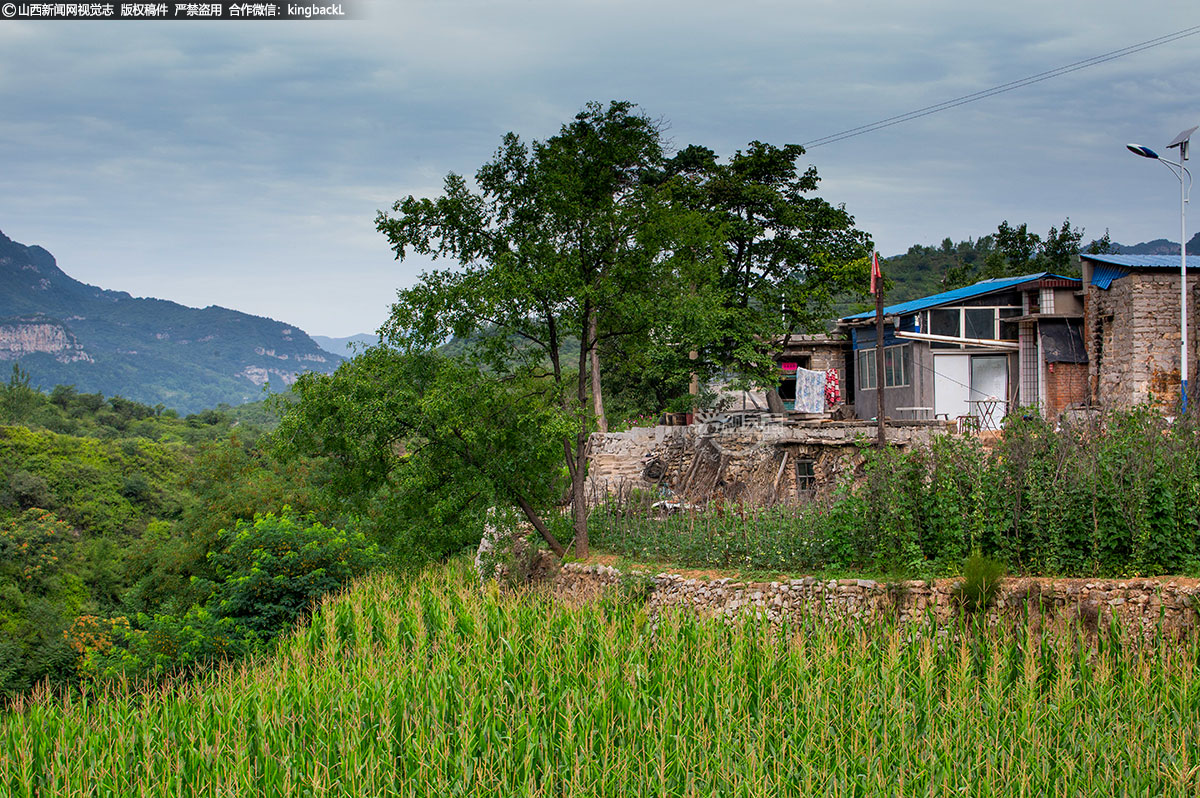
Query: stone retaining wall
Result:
<box><xmin>553</xmin><ymin>563</ymin><xmax>1200</xmax><ymax>637</ymax></box>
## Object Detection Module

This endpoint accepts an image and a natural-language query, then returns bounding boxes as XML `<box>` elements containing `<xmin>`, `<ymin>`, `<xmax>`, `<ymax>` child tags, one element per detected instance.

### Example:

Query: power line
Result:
<box><xmin>803</xmin><ymin>25</ymin><xmax>1200</xmax><ymax>149</ymax></box>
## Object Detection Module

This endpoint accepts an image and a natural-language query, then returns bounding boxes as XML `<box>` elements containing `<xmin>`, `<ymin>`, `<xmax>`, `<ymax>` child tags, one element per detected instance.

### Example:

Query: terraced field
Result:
<box><xmin>4</xmin><ymin>560</ymin><xmax>1200</xmax><ymax>796</ymax></box>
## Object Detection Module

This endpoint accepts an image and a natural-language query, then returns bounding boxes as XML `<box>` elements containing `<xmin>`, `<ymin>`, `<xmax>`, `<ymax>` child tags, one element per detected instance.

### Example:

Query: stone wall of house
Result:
<box><xmin>588</xmin><ymin>421</ymin><xmax>944</xmax><ymax>505</ymax></box>
<box><xmin>553</xmin><ymin>563</ymin><xmax>1199</xmax><ymax>637</ymax></box>
<box><xmin>1089</xmin><ymin>273</ymin><xmax>1200</xmax><ymax>408</ymax></box>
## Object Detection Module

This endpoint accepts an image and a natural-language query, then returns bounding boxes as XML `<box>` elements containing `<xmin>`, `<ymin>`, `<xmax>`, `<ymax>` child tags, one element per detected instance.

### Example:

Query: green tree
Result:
<box><xmin>654</xmin><ymin>141</ymin><xmax>872</xmax><ymax>385</ymax></box>
<box><xmin>208</xmin><ymin>510</ymin><xmax>378</xmax><ymax>637</ymax></box>
<box><xmin>376</xmin><ymin>101</ymin><xmax>677</xmax><ymax>558</ymax></box>
<box><xmin>0</xmin><ymin>365</ymin><xmax>41</xmax><ymax>425</ymax></box>
<box><xmin>273</xmin><ymin>347</ymin><xmax>573</xmax><ymax>561</ymax></box>
<box><xmin>0</xmin><ymin>509</ymin><xmax>86</xmax><ymax>694</ymax></box>
<box><xmin>946</xmin><ymin>219</ymin><xmax>1084</xmax><ymax>288</ymax></box>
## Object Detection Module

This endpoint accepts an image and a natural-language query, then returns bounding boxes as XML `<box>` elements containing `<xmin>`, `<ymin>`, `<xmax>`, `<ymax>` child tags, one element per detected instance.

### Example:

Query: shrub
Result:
<box><xmin>209</xmin><ymin>510</ymin><xmax>380</xmax><ymax>637</ymax></box>
<box><xmin>953</xmin><ymin>551</ymin><xmax>1006</xmax><ymax>614</ymax></box>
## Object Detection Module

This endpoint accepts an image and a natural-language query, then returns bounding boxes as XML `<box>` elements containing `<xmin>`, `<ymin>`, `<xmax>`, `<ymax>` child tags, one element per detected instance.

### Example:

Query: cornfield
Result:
<box><xmin>4</xmin><ymin>559</ymin><xmax>1200</xmax><ymax>796</ymax></box>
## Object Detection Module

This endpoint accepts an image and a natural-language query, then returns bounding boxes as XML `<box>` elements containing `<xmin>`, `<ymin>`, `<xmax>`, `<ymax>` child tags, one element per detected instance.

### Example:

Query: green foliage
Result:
<box><xmin>208</xmin><ymin>511</ymin><xmax>379</xmax><ymax>637</ymax></box>
<box><xmin>6</xmin><ymin>562</ymin><xmax>1200</xmax><ymax>795</ymax></box>
<box><xmin>0</xmin><ymin>510</ymin><xmax>85</xmax><ymax>694</ymax></box>
<box><xmin>0</xmin><ymin>385</ymin><xmax>328</xmax><ymax>696</ymax></box>
<box><xmin>374</xmin><ymin>101</ymin><xmax>874</xmax><ymax>556</ymax></box>
<box><xmin>652</xmin><ymin>140</ymin><xmax>872</xmax><ymax>385</ymax></box>
<box><xmin>80</xmin><ymin>511</ymin><xmax>378</xmax><ymax>681</ymax></box>
<box><xmin>272</xmin><ymin>348</ymin><xmax>571</xmax><ymax>564</ymax></box>
<box><xmin>944</xmin><ymin>218</ymin><xmax>1083</xmax><ymax>289</ymax></box>
<box><xmin>953</xmin><ymin>551</ymin><xmax>1007</xmax><ymax>614</ymax></box>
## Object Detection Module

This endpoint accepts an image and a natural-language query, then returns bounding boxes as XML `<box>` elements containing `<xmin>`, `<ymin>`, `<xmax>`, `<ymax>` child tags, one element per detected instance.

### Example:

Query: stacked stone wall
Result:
<box><xmin>554</xmin><ymin>563</ymin><xmax>1199</xmax><ymax>638</ymax></box>
<box><xmin>588</xmin><ymin>422</ymin><xmax>942</xmax><ymax>504</ymax></box>
<box><xmin>1089</xmin><ymin>273</ymin><xmax>1200</xmax><ymax>408</ymax></box>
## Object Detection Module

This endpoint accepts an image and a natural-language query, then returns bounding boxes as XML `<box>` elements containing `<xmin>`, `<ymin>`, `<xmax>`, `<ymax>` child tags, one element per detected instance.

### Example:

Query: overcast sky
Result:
<box><xmin>0</xmin><ymin>2</ymin><xmax>1196</xmax><ymax>337</ymax></box>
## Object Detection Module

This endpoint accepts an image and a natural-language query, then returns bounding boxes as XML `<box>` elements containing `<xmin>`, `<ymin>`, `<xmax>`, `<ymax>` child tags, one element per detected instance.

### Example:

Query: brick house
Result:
<box><xmin>1080</xmin><ymin>254</ymin><xmax>1200</xmax><ymax>409</ymax></box>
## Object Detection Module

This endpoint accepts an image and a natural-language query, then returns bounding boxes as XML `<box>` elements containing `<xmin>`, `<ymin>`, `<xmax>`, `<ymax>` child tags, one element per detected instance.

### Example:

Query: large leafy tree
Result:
<box><xmin>375</xmin><ymin>101</ymin><xmax>679</xmax><ymax>557</ymax></box>
<box><xmin>645</xmin><ymin>142</ymin><xmax>873</xmax><ymax>388</ymax></box>
<box><xmin>944</xmin><ymin>218</ymin><xmax>1084</xmax><ymax>288</ymax></box>
<box><xmin>370</xmin><ymin>103</ymin><xmax>872</xmax><ymax>559</ymax></box>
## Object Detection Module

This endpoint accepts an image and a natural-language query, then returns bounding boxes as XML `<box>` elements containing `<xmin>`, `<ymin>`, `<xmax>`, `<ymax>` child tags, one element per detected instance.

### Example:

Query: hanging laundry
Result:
<box><xmin>824</xmin><ymin>367</ymin><xmax>841</xmax><ymax>408</ymax></box>
<box><xmin>793</xmin><ymin>368</ymin><xmax>827</xmax><ymax>413</ymax></box>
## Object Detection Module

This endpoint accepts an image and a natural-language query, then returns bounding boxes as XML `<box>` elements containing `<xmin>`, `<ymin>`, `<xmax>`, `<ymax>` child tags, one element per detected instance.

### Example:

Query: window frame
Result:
<box><xmin>857</xmin><ymin>343</ymin><xmax>911</xmax><ymax>390</ymax></box>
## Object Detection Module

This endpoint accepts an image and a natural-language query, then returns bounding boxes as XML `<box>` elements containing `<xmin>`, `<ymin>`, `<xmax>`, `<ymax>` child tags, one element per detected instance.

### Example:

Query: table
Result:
<box><xmin>968</xmin><ymin>397</ymin><xmax>1003</xmax><ymax>430</ymax></box>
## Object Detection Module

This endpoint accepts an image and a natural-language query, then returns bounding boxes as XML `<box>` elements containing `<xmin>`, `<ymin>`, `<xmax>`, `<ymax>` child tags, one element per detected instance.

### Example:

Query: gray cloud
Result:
<box><xmin>0</xmin><ymin>1</ymin><xmax>1196</xmax><ymax>335</ymax></box>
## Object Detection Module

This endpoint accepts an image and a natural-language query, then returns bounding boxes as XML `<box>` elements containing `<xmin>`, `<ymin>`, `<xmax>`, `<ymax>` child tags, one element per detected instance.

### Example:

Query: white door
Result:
<box><xmin>970</xmin><ymin>355</ymin><xmax>1009</xmax><ymax>429</ymax></box>
<box><xmin>934</xmin><ymin>354</ymin><xmax>971</xmax><ymax>420</ymax></box>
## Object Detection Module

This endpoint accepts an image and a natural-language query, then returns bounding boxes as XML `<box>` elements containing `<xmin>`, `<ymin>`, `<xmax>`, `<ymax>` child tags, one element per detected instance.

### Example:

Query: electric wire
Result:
<box><xmin>803</xmin><ymin>25</ymin><xmax>1200</xmax><ymax>149</ymax></box>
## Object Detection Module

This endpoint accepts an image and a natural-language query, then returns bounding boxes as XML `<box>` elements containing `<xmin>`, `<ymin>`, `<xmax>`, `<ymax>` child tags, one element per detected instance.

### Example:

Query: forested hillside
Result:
<box><xmin>0</xmin><ymin>374</ymin><xmax>380</xmax><ymax>696</ymax></box>
<box><xmin>0</xmin><ymin>229</ymin><xmax>341</xmax><ymax>413</ymax></box>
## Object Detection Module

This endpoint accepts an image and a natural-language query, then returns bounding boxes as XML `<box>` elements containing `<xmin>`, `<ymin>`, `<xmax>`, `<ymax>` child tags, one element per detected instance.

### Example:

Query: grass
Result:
<box><xmin>4</xmin><ymin>558</ymin><xmax>1200</xmax><ymax>796</ymax></box>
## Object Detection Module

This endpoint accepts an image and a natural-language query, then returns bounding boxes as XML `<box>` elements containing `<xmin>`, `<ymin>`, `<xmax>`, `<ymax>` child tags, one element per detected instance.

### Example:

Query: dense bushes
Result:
<box><xmin>76</xmin><ymin>511</ymin><xmax>379</xmax><ymax>680</ymax></box>
<box><xmin>590</xmin><ymin>409</ymin><xmax>1200</xmax><ymax>578</ymax></box>
<box><xmin>0</xmin><ymin>383</ymin><xmax>341</xmax><ymax>696</ymax></box>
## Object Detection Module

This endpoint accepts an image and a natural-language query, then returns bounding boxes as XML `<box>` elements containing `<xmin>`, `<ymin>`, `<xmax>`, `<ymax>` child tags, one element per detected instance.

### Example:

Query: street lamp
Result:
<box><xmin>1128</xmin><ymin>125</ymin><xmax>1196</xmax><ymax>412</ymax></box>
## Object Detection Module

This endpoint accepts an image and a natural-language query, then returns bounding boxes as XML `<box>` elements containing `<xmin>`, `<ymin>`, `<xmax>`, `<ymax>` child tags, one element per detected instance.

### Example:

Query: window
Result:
<box><xmin>884</xmin><ymin>346</ymin><xmax>908</xmax><ymax>387</ymax></box>
<box><xmin>964</xmin><ymin>308</ymin><xmax>995</xmax><ymax>340</ymax></box>
<box><xmin>929</xmin><ymin>305</ymin><xmax>1022</xmax><ymax>347</ymax></box>
<box><xmin>858</xmin><ymin>348</ymin><xmax>876</xmax><ymax>390</ymax></box>
<box><xmin>795</xmin><ymin>459</ymin><xmax>815</xmax><ymax>496</ymax></box>
<box><xmin>857</xmin><ymin>344</ymin><xmax>910</xmax><ymax>390</ymax></box>
<box><xmin>998</xmin><ymin>308</ymin><xmax>1021</xmax><ymax>341</ymax></box>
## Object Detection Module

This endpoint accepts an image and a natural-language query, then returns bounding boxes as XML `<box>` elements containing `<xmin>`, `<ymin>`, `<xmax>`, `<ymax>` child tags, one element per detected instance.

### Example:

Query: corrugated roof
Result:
<box><xmin>840</xmin><ymin>272</ymin><xmax>1067</xmax><ymax>321</ymax></box>
<box><xmin>1089</xmin><ymin>263</ymin><xmax>1129</xmax><ymax>290</ymax></box>
<box><xmin>1080</xmin><ymin>254</ymin><xmax>1184</xmax><ymax>269</ymax></box>
<box><xmin>1081</xmin><ymin>254</ymin><xmax>1184</xmax><ymax>289</ymax></box>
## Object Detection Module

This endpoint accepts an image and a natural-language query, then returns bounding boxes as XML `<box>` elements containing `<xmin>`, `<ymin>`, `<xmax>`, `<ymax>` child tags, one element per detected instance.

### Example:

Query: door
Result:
<box><xmin>934</xmin><ymin>354</ymin><xmax>971</xmax><ymax>420</ymax></box>
<box><xmin>969</xmin><ymin>355</ymin><xmax>1009</xmax><ymax>429</ymax></box>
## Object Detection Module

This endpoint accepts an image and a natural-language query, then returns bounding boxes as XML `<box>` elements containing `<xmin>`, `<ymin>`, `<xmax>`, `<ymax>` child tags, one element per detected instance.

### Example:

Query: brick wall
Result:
<box><xmin>1044</xmin><ymin>362</ymin><xmax>1087</xmax><ymax>416</ymax></box>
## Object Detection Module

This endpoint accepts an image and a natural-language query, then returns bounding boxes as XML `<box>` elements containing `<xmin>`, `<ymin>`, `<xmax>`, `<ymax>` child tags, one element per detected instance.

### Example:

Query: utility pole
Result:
<box><xmin>872</xmin><ymin>251</ymin><xmax>886</xmax><ymax>448</ymax></box>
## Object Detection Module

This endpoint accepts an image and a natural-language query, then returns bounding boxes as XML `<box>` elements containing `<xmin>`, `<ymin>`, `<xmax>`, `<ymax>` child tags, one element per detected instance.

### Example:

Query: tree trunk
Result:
<box><xmin>688</xmin><ymin>349</ymin><xmax>699</xmax><ymax>411</ymax></box>
<box><xmin>589</xmin><ymin>309</ymin><xmax>607</xmax><ymax>433</ymax></box>
<box><xmin>571</xmin><ymin>301</ymin><xmax>593</xmax><ymax>560</ymax></box>
<box><xmin>514</xmin><ymin>495</ymin><xmax>565</xmax><ymax>558</ymax></box>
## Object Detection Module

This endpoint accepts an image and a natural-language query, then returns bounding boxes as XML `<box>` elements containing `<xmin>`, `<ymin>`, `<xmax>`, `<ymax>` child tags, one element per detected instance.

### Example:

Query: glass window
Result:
<box><xmin>998</xmin><ymin>307</ymin><xmax>1021</xmax><ymax>341</ymax></box>
<box><xmin>964</xmin><ymin>308</ymin><xmax>995</xmax><ymax>340</ymax></box>
<box><xmin>930</xmin><ymin>308</ymin><xmax>960</xmax><ymax>348</ymax></box>
<box><xmin>795</xmin><ymin>460</ymin><xmax>816</xmax><ymax>496</ymax></box>
<box><xmin>884</xmin><ymin>344</ymin><xmax>909</xmax><ymax>387</ymax></box>
<box><xmin>859</xmin><ymin>346</ymin><xmax>909</xmax><ymax>389</ymax></box>
<box><xmin>857</xmin><ymin>349</ymin><xmax>876</xmax><ymax>390</ymax></box>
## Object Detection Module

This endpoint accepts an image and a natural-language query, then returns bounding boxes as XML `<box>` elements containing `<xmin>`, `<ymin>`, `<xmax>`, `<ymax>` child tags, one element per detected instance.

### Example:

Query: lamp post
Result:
<box><xmin>1128</xmin><ymin>125</ymin><xmax>1196</xmax><ymax>413</ymax></box>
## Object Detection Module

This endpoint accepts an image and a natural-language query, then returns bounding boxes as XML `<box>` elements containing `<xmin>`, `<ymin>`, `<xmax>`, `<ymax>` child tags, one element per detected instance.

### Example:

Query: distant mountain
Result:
<box><xmin>1111</xmin><ymin>232</ymin><xmax>1200</xmax><ymax>255</ymax></box>
<box><xmin>311</xmin><ymin>333</ymin><xmax>379</xmax><ymax>359</ymax></box>
<box><xmin>0</xmin><ymin>229</ymin><xmax>341</xmax><ymax>413</ymax></box>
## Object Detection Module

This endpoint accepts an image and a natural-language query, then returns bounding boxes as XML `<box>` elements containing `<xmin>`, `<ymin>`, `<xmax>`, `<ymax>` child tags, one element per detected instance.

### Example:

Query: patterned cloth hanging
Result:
<box><xmin>824</xmin><ymin>367</ymin><xmax>841</xmax><ymax>408</ymax></box>
<box><xmin>793</xmin><ymin>368</ymin><xmax>827</xmax><ymax>413</ymax></box>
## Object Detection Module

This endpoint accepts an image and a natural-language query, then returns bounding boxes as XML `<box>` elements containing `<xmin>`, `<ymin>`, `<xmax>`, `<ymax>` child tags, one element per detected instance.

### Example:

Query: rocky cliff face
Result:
<box><xmin>0</xmin><ymin>228</ymin><xmax>342</xmax><ymax>412</ymax></box>
<box><xmin>0</xmin><ymin>318</ymin><xmax>91</xmax><ymax>363</ymax></box>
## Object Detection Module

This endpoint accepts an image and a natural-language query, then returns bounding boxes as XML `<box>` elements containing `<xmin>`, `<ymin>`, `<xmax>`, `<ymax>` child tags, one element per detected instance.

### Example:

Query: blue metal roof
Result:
<box><xmin>1080</xmin><ymin>254</ymin><xmax>1183</xmax><ymax>269</ymax></box>
<box><xmin>840</xmin><ymin>272</ymin><xmax>1066</xmax><ymax>321</ymax></box>
<box><xmin>1081</xmin><ymin>254</ymin><xmax>1185</xmax><ymax>289</ymax></box>
<box><xmin>1088</xmin><ymin>263</ymin><xmax>1129</xmax><ymax>290</ymax></box>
